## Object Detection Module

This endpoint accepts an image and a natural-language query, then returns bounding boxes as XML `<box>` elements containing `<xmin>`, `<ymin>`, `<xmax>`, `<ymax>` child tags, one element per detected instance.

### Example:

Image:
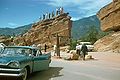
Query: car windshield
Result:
<box><xmin>0</xmin><ymin>47</ymin><xmax>32</xmax><ymax>56</ymax></box>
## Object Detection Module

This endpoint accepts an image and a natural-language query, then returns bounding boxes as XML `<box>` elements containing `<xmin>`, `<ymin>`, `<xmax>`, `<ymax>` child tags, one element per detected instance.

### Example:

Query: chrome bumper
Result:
<box><xmin>0</xmin><ymin>68</ymin><xmax>23</xmax><ymax>77</ymax></box>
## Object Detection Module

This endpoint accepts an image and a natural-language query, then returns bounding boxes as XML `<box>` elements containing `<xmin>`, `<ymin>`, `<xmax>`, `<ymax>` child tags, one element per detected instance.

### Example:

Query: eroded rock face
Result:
<box><xmin>97</xmin><ymin>0</ymin><xmax>120</xmax><ymax>31</ymax></box>
<box><xmin>95</xmin><ymin>0</ymin><xmax>120</xmax><ymax>53</ymax></box>
<box><xmin>14</xmin><ymin>13</ymin><xmax>72</xmax><ymax>47</ymax></box>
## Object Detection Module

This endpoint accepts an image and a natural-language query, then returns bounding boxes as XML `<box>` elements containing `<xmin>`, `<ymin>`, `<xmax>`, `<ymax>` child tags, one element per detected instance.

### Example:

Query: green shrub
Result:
<box><xmin>70</xmin><ymin>39</ymin><xmax>77</xmax><ymax>50</ymax></box>
<box><xmin>80</xmin><ymin>25</ymin><xmax>109</xmax><ymax>44</ymax></box>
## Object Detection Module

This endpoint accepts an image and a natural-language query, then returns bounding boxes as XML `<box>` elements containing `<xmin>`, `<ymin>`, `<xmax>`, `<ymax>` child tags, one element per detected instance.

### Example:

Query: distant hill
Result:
<box><xmin>72</xmin><ymin>15</ymin><xmax>100</xmax><ymax>39</ymax></box>
<box><xmin>0</xmin><ymin>24</ymin><xmax>32</xmax><ymax>36</ymax></box>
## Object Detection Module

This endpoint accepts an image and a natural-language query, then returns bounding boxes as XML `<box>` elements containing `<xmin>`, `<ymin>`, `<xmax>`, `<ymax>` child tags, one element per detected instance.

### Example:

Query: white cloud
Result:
<box><xmin>47</xmin><ymin>0</ymin><xmax>112</xmax><ymax>19</ymax></box>
<box><xmin>48</xmin><ymin>0</ymin><xmax>81</xmax><ymax>7</ymax></box>
<box><xmin>71</xmin><ymin>17</ymin><xmax>80</xmax><ymax>21</ymax></box>
<box><xmin>78</xmin><ymin>0</ymin><xmax>112</xmax><ymax>17</ymax></box>
<box><xmin>48</xmin><ymin>0</ymin><xmax>112</xmax><ymax>7</ymax></box>
<box><xmin>8</xmin><ymin>22</ymin><xmax>18</xmax><ymax>28</ymax></box>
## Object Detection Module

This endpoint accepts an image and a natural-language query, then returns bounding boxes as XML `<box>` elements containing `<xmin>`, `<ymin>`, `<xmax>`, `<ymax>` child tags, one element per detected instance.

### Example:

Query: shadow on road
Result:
<box><xmin>28</xmin><ymin>67</ymin><xmax>63</xmax><ymax>80</ymax></box>
<box><xmin>0</xmin><ymin>67</ymin><xmax>63</xmax><ymax>80</ymax></box>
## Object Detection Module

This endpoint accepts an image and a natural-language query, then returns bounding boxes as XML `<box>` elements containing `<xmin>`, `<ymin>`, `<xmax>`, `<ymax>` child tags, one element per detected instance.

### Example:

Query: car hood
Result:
<box><xmin>0</xmin><ymin>56</ymin><xmax>31</xmax><ymax>65</ymax></box>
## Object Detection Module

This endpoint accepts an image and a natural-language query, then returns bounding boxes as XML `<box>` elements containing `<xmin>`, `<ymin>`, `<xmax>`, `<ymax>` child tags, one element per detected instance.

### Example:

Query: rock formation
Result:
<box><xmin>0</xmin><ymin>36</ymin><xmax>13</xmax><ymax>45</ymax></box>
<box><xmin>14</xmin><ymin>13</ymin><xmax>72</xmax><ymax>48</ymax></box>
<box><xmin>95</xmin><ymin>0</ymin><xmax>120</xmax><ymax>52</ymax></box>
<box><xmin>97</xmin><ymin>0</ymin><xmax>120</xmax><ymax>31</ymax></box>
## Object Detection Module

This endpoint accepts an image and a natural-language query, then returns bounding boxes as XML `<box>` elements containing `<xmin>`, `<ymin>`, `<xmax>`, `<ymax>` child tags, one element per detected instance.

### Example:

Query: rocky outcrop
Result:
<box><xmin>14</xmin><ymin>13</ymin><xmax>72</xmax><ymax>47</ymax></box>
<box><xmin>97</xmin><ymin>0</ymin><xmax>120</xmax><ymax>31</ymax></box>
<box><xmin>0</xmin><ymin>36</ymin><xmax>13</xmax><ymax>45</ymax></box>
<box><xmin>94</xmin><ymin>31</ymin><xmax>120</xmax><ymax>53</ymax></box>
<box><xmin>95</xmin><ymin>0</ymin><xmax>120</xmax><ymax>53</ymax></box>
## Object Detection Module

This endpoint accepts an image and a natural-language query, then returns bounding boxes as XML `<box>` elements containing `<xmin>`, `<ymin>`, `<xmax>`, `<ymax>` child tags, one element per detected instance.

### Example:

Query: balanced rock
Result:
<box><xmin>97</xmin><ymin>0</ymin><xmax>120</xmax><ymax>31</ymax></box>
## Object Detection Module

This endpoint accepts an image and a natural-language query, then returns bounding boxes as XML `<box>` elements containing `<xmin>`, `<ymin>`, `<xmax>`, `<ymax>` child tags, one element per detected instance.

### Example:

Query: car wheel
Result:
<box><xmin>22</xmin><ymin>68</ymin><xmax>27</xmax><ymax>80</ymax></box>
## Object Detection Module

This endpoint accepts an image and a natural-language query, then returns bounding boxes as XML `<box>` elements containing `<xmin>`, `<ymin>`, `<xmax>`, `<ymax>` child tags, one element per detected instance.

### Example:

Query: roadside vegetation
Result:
<box><xmin>70</xmin><ymin>25</ymin><xmax>110</xmax><ymax>50</ymax></box>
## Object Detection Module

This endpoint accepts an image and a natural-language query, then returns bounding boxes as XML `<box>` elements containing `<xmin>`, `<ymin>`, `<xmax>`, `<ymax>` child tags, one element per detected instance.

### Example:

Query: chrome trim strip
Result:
<box><xmin>0</xmin><ymin>73</ymin><xmax>23</xmax><ymax>77</ymax></box>
<box><xmin>0</xmin><ymin>63</ymin><xmax>7</xmax><ymax>66</ymax></box>
<box><xmin>6</xmin><ymin>61</ymin><xmax>20</xmax><ymax>66</ymax></box>
<box><xmin>0</xmin><ymin>68</ymin><xmax>22</xmax><ymax>72</ymax></box>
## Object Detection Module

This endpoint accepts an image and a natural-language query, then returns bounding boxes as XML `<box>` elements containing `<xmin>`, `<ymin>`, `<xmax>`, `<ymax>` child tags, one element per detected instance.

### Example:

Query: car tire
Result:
<box><xmin>22</xmin><ymin>68</ymin><xmax>27</xmax><ymax>80</ymax></box>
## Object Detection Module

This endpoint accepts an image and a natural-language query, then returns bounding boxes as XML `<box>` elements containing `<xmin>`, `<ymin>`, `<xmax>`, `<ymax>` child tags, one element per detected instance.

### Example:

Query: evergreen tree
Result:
<box><xmin>80</xmin><ymin>25</ymin><xmax>99</xmax><ymax>44</ymax></box>
<box><xmin>80</xmin><ymin>25</ymin><xmax>110</xmax><ymax>44</ymax></box>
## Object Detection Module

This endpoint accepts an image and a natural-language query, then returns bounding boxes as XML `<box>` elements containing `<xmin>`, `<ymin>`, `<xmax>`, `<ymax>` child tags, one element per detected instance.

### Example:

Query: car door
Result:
<box><xmin>33</xmin><ymin>50</ymin><xmax>49</xmax><ymax>72</ymax></box>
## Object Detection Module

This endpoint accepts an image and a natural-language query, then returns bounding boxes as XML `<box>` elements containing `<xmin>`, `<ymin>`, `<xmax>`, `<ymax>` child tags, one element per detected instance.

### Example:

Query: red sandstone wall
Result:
<box><xmin>14</xmin><ymin>13</ymin><xmax>72</xmax><ymax>47</ymax></box>
<box><xmin>97</xmin><ymin>0</ymin><xmax>120</xmax><ymax>31</ymax></box>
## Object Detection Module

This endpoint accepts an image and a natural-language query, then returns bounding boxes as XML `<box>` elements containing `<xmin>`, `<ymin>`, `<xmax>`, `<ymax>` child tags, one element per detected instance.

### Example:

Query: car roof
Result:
<box><xmin>4</xmin><ymin>46</ymin><xmax>39</xmax><ymax>50</ymax></box>
<box><xmin>80</xmin><ymin>42</ymin><xmax>91</xmax><ymax>45</ymax></box>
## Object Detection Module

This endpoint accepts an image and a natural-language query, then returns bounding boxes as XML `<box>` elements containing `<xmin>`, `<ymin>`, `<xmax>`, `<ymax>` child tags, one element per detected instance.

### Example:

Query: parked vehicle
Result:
<box><xmin>0</xmin><ymin>46</ymin><xmax>51</xmax><ymax>80</ymax></box>
<box><xmin>79</xmin><ymin>42</ymin><xmax>94</xmax><ymax>51</ymax></box>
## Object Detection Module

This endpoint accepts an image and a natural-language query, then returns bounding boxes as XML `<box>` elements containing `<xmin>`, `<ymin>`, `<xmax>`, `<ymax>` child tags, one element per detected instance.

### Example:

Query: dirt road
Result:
<box><xmin>28</xmin><ymin>52</ymin><xmax>120</xmax><ymax>80</ymax></box>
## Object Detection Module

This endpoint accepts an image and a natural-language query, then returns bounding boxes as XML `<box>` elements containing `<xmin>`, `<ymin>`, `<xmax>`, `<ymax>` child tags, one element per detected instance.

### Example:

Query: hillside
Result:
<box><xmin>0</xmin><ymin>24</ymin><xmax>32</xmax><ymax>36</ymax></box>
<box><xmin>72</xmin><ymin>15</ymin><xmax>100</xmax><ymax>39</ymax></box>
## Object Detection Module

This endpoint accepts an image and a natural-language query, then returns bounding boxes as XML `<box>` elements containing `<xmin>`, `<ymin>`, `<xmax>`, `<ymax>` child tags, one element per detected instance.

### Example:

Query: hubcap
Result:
<box><xmin>22</xmin><ymin>68</ymin><xmax>27</xmax><ymax>80</ymax></box>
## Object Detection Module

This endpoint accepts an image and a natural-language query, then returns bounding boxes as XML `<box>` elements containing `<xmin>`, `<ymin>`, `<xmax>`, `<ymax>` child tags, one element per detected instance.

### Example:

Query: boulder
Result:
<box><xmin>95</xmin><ymin>0</ymin><xmax>120</xmax><ymax>53</ymax></box>
<box><xmin>70</xmin><ymin>53</ymin><xmax>79</xmax><ymax>60</ymax></box>
<box><xmin>85</xmin><ymin>55</ymin><xmax>93</xmax><ymax>60</ymax></box>
<box><xmin>97</xmin><ymin>0</ymin><xmax>120</xmax><ymax>31</ymax></box>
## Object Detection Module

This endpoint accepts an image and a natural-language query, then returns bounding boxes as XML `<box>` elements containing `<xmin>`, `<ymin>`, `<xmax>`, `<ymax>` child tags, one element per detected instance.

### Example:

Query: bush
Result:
<box><xmin>80</xmin><ymin>25</ymin><xmax>109</xmax><ymax>44</ymax></box>
<box><xmin>70</xmin><ymin>39</ymin><xmax>77</xmax><ymax>50</ymax></box>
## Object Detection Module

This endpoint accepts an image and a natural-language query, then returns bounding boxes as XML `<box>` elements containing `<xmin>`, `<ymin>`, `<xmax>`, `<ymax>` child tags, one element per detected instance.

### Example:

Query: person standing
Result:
<box><xmin>53</xmin><ymin>45</ymin><xmax>57</xmax><ymax>56</ymax></box>
<box><xmin>56</xmin><ymin>8</ymin><xmax>59</xmax><ymax>16</ymax></box>
<box><xmin>76</xmin><ymin>44</ymin><xmax>81</xmax><ymax>56</ymax></box>
<box><xmin>60</xmin><ymin>7</ymin><xmax>64</xmax><ymax>14</ymax></box>
<box><xmin>81</xmin><ymin>44</ymin><xmax>88</xmax><ymax>60</ymax></box>
<box><xmin>43</xmin><ymin>14</ymin><xmax>45</xmax><ymax>20</ymax></box>
<box><xmin>52</xmin><ymin>11</ymin><xmax>55</xmax><ymax>18</ymax></box>
<box><xmin>45</xmin><ymin>44</ymin><xmax>47</xmax><ymax>52</ymax></box>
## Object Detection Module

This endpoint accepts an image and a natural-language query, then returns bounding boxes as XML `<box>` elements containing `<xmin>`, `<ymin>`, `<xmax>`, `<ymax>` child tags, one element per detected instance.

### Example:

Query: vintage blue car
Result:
<box><xmin>0</xmin><ymin>46</ymin><xmax>51</xmax><ymax>80</ymax></box>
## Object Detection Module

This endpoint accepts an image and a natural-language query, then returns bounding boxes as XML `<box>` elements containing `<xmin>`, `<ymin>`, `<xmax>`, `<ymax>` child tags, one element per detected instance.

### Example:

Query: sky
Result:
<box><xmin>0</xmin><ymin>0</ymin><xmax>112</xmax><ymax>28</ymax></box>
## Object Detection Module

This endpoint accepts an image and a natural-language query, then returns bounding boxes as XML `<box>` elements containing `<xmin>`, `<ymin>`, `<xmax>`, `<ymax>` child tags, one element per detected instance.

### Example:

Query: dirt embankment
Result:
<box><xmin>94</xmin><ymin>31</ymin><xmax>120</xmax><ymax>53</ymax></box>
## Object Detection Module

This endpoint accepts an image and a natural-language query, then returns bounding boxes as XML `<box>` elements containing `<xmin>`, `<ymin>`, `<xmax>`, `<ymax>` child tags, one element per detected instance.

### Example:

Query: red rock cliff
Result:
<box><xmin>97</xmin><ymin>0</ymin><xmax>120</xmax><ymax>31</ymax></box>
<box><xmin>94</xmin><ymin>0</ymin><xmax>120</xmax><ymax>53</ymax></box>
<box><xmin>14</xmin><ymin>13</ymin><xmax>72</xmax><ymax>47</ymax></box>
